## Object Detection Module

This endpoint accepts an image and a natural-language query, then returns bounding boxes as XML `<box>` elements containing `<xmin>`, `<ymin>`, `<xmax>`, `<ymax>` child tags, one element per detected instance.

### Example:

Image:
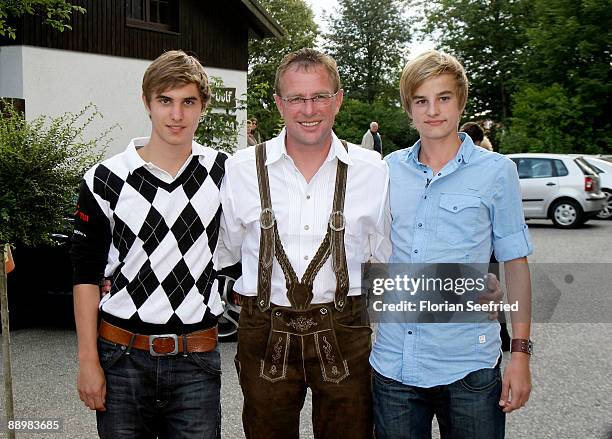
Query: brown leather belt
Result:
<box><xmin>99</xmin><ymin>320</ymin><xmax>217</xmax><ymax>356</ymax></box>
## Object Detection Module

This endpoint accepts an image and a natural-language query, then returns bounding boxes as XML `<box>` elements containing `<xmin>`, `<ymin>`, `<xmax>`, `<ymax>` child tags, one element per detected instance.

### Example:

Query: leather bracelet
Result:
<box><xmin>511</xmin><ymin>338</ymin><xmax>533</xmax><ymax>355</ymax></box>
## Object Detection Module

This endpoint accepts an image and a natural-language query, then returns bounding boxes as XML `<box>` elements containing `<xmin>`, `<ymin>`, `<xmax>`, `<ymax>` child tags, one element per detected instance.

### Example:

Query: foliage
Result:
<box><xmin>247</xmin><ymin>0</ymin><xmax>319</xmax><ymax>140</ymax></box>
<box><xmin>196</xmin><ymin>77</ymin><xmax>245</xmax><ymax>154</ymax></box>
<box><xmin>508</xmin><ymin>0</ymin><xmax>612</xmax><ymax>153</ymax></box>
<box><xmin>409</xmin><ymin>0</ymin><xmax>532</xmax><ymax>124</ymax></box>
<box><xmin>410</xmin><ymin>0</ymin><xmax>611</xmax><ymax>154</ymax></box>
<box><xmin>334</xmin><ymin>98</ymin><xmax>419</xmax><ymax>154</ymax></box>
<box><xmin>499</xmin><ymin>84</ymin><xmax>583</xmax><ymax>154</ymax></box>
<box><xmin>325</xmin><ymin>0</ymin><xmax>411</xmax><ymax>103</ymax></box>
<box><xmin>0</xmin><ymin>0</ymin><xmax>85</xmax><ymax>39</ymax></box>
<box><xmin>0</xmin><ymin>101</ymin><xmax>113</xmax><ymax>246</ymax></box>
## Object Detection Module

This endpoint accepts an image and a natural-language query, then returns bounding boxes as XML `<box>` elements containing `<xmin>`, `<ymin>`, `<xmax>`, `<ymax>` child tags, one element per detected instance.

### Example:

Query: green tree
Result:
<box><xmin>410</xmin><ymin>0</ymin><xmax>532</xmax><ymax>125</ymax></box>
<box><xmin>499</xmin><ymin>84</ymin><xmax>583</xmax><ymax>154</ymax></box>
<box><xmin>334</xmin><ymin>98</ymin><xmax>419</xmax><ymax>154</ymax></box>
<box><xmin>196</xmin><ymin>77</ymin><xmax>245</xmax><ymax>154</ymax></box>
<box><xmin>0</xmin><ymin>0</ymin><xmax>85</xmax><ymax>39</ymax></box>
<box><xmin>247</xmin><ymin>0</ymin><xmax>318</xmax><ymax>139</ymax></box>
<box><xmin>504</xmin><ymin>0</ymin><xmax>612</xmax><ymax>153</ymax></box>
<box><xmin>325</xmin><ymin>0</ymin><xmax>411</xmax><ymax>103</ymax></box>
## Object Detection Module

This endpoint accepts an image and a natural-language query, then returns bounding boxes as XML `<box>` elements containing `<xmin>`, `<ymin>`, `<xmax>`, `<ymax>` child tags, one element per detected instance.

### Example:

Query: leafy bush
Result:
<box><xmin>0</xmin><ymin>101</ymin><xmax>114</xmax><ymax>246</ymax></box>
<box><xmin>499</xmin><ymin>84</ymin><xmax>606</xmax><ymax>155</ymax></box>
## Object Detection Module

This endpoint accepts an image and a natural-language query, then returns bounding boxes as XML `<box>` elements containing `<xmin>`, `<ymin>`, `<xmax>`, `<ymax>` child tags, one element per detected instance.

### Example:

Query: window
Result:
<box><xmin>553</xmin><ymin>160</ymin><xmax>569</xmax><ymax>177</ymax></box>
<box><xmin>514</xmin><ymin>158</ymin><xmax>554</xmax><ymax>179</ymax></box>
<box><xmin>126</xmin><ymin>0</ymin><xmax>178</xmax><ymax>33</ymax></box>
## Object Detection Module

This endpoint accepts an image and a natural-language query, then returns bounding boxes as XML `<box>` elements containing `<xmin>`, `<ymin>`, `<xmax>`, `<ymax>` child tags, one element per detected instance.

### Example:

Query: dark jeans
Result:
<box><xmin>235</xmin><ymin>296</ymin><xmax>373</xmax><ymax>439</ymax></box>
<box><xmin>96</xmin><ymin>338</ymin><xmax>221</xmax><ymax>439</ymax></box>
<box><xmin>373</xmin><ymin>367</ymin><xmax>505</xmax><ymax>439</ymax></box>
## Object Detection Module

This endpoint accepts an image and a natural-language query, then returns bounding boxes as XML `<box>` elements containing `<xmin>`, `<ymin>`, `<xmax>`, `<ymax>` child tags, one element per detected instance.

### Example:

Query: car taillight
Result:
<box><xmin>584</xmin><ymin>177</ymin><xmax>593</xmax><ymax>192</ymax></box>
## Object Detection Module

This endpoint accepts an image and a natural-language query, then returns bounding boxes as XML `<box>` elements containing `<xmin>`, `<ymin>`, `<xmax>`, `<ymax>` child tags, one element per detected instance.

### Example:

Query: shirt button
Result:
<box><xmin>437</xmin><ymin>173</ymin><xmax>441</xmax><ymax>176</ymax></box>
<box><xmin>424</xmin><ymin>195</ymin><xmax>427</xmax><ymax>199</ymax></box>
<box><xmin>304</xmin><ymin>225</ymin><xmax>309</xmax><ymax>230</ymax></box>
<box><xmin>423</xmin><ymin>170</ymin><xmax>427</xmax><ymax>173</ymax></box>
<box><xmin>418</xmin><ymin>223</ymin><xmax>423</xmax><ymax>227</ymax></box>
<box><xmin>413</xmin><ymin>249</ymin><xmax>418</xmax><ymax>254</ymax></box>
<box><xmin>453</xmin><ymin>206</ymin><xmax>457</xmax><ymax>211</ymax></box>
<box><xmin>304</xmin><ymin>255</ymin><xmax>309</xmax><ymax>260</ymax></box>
<box><xmin>458</xmin><ymin>158</ymin><xmax>462</xmax><ymax>162</ymax></box>
<box><xmin>408</xmin><ymin>331</ymin><xmax>413</xmax><ymax>335</ymax></box>
<box><xmin>306</xmin><ymin>195</ymin><xmax>311</xmax><ymax>200</ymax></box>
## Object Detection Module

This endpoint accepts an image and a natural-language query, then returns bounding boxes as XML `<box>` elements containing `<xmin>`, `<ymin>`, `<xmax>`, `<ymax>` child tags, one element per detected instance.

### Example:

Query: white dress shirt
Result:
<box><xmin>216</xmin><ymin>128</ymin><xmax>391</xmax><ymax>306</ymax></box>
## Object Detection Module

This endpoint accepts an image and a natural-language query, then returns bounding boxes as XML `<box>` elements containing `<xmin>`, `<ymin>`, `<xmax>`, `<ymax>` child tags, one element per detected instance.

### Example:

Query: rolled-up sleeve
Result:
<box><xmin>491</xmin><ymin>159</ymin><xmax>533</xmax><ymax>261</ymax></box>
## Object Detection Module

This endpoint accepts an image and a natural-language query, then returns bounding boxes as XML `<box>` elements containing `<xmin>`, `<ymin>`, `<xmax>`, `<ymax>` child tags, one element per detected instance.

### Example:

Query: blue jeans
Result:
<box><xmin>373</xmin><ymin>367</ymin><xmax>505</xmax><ymax>439</ymax></box>
<box><xmin>96</xmin><ymin>338</ymin><xmax>221</xmax><ymax>439</ymax></box>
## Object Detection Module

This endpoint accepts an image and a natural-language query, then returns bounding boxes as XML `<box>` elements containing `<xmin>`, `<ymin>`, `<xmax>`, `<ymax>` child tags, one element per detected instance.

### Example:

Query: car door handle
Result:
<box><xmin>546</xmin><ymin>182</ymin><xmax>556</xmax><ymax>186</ymax></box>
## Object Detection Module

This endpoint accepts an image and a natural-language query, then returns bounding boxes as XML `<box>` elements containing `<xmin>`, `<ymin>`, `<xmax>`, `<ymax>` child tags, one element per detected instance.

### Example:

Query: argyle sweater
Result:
<box><xmin>71</xmin><ymin>139</ymin><xmax>228</xmax><ymax>334</ymax></box>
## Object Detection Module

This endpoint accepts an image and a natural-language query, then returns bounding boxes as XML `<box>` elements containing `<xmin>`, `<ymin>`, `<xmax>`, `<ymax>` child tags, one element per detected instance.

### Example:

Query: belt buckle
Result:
<box><xmin>149</xmin><ymin>334</ymin><xmax>179</xmax><ymax>356</ymax></box>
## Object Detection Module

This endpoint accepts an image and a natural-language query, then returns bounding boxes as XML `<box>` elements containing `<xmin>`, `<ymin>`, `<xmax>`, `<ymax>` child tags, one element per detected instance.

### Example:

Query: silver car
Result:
<box><xmin>580</xmin><ymin>156</ymin><xmax>612</xmax><ymax>220</ymax></box>
<box><xmin>507</xmin><ymin>153</ymin><xmax>606</xmax><ymax>228</ymax></box>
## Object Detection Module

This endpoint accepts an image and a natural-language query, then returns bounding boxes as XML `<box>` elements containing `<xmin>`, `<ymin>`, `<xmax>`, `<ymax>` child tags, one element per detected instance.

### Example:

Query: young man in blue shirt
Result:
<box><xmin>371</xmin><ymin>50</ymin><xmax>533</xmax><ymax>438</ymax></box>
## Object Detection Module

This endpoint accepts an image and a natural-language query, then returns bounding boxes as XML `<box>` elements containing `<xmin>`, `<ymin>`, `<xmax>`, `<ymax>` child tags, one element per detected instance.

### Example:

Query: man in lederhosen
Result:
<box><xmin>216</xmin><ymin>48</ymin><xmax>390</xmax><ymax>438</ymax></box>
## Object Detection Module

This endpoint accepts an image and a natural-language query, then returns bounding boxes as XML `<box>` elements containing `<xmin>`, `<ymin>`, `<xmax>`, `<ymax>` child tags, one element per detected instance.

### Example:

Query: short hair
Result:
<box><xmin>142</xmin><ymin>50</ymin><xmax>211</xmax><ymax>111</ymax></box>
<box><xmin>399</xmin><ymin>50</ymin><xmax>469</xmax><ymax>115</ymax></box>
<box><xmin>460</xmin><ymin>122</ymin><xmax>485</xmax><ymax>144</ymax></box>
<box><xmin>274</xmin><ymin>48</ymin><xmax>341</xmax><ymax>96</ymax></box>
<box><xmin>370</xmin><ymin>121</ymin><xmax>379</xmax><ymax>129</ymax></box>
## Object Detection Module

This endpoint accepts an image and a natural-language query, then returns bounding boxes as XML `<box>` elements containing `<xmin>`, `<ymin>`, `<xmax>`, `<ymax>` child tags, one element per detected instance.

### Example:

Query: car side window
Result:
<box><xmin>514</xmin><ymin>158</ymin><xmax>554</xmax><ymax>179</ymax></box>
<box><xmin>513</xmin><ymin>159</ymin><xmax>532</xmax><ymax>179</ymax></box>
<box><xmin>553</xmin><ymin>160</ymin><xmax>569</xmax><ymax>176</ymax></box>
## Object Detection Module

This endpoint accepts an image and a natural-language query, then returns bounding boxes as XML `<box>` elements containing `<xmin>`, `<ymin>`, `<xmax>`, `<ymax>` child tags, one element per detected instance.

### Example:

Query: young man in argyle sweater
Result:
<box><xmin>71</xmin><ymin>50</ymin><xmax>227</xmax><ymax>438</ymax></box>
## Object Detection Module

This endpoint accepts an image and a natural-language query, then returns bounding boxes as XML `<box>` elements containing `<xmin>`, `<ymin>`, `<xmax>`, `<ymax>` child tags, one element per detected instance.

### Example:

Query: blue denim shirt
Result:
<box><xmin>370</xmin><ymin>134</ymin><xmax>533</xmax><ymax>388</ymax></box>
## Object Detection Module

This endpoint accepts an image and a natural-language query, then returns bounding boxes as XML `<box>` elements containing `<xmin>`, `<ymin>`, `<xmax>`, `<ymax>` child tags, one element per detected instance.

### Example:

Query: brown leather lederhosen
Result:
<box><xmin>255</xmin><ymin>140</ymin><xmax>351</xmax><ymax>381</ymax></box>
<box><xmin>235</xmin><ymin>142</ymin><xmax>373</xmax><ymax>439</ymax></box>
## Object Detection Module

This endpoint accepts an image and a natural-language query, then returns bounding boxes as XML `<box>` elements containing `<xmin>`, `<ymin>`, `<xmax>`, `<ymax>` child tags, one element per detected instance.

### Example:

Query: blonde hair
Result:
<box><xmin>274</xmin><ymin>48</ymin><xmax>341</xmax><ymax>95</ymax></box>
<box><xmin>480</xmin><ymin>136</ymin><xmax>494</xmax><ymax>151</ymax></box>
<box><xmin>399</xmin><ymin>50</ymin><xmax>468</xmax><ymax>115</ymax></box>
<box><xmin>142</xmin><ymin>50</ymin><xmax>211</xmax><ymax>111</ymax></box>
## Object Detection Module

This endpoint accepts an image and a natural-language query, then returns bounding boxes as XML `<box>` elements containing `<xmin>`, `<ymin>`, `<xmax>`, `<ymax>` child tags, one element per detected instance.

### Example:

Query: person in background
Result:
<box><xmin>481</xmin><ymin>136</ymin><xmax>494</xmax><ymax>151</ymax></box>
<box><xmin>361</xmin><ymin>121</ymin><xmax>382</xmax><ymax>155</ymax></box>
<box><xmin>460</xmin><ymin>121</ymin><xmax>494</xmax><ymax>152</ymax></box>
<box><xmin>247</xmin><ymin>119</ymin><xmax>258</xmax><ymax>146</ymax></box>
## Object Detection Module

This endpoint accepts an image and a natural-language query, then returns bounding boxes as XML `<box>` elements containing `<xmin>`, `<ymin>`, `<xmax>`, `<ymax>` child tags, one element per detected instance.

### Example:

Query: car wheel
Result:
<box><xmin>550</xmin><ymin>199</ymin><xmax>583</xmax><ymax>228</ymax></box>
<box><xmin>217</xmin><ymin>275</ymin><xmax>240</xmax><ymax>342</ymax></box>
<box><xmin>596</xmin><ymin>189</ymin><xmax>612</xmax><ymax>220</ymax></box>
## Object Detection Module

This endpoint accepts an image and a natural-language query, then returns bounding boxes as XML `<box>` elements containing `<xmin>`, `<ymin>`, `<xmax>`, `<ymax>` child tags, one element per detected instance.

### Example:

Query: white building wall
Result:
<box><xmin>0</xmin><ymin>46</ymin><xmax>24</xmax><ymax>97</ymax></box>
<box><xmin>0</xmin><ymin>46</ymin><xmax>247</xmax><ymax>158</ymax></box>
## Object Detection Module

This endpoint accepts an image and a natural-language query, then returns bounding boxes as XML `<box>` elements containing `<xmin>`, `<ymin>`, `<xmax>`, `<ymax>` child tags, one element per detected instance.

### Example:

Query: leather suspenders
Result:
<box><xmin>255</xmin><ymin>141</ymin><xmax>350</xmax><ymax>312</ymax></box>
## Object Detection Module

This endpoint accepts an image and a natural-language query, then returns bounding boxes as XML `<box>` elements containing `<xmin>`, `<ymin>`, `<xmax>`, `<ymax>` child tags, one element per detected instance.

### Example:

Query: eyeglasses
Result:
<box><xmin>278</xmin><ymin>92</ymin><xmax>339</xmax><ymax>106</ymax></box>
